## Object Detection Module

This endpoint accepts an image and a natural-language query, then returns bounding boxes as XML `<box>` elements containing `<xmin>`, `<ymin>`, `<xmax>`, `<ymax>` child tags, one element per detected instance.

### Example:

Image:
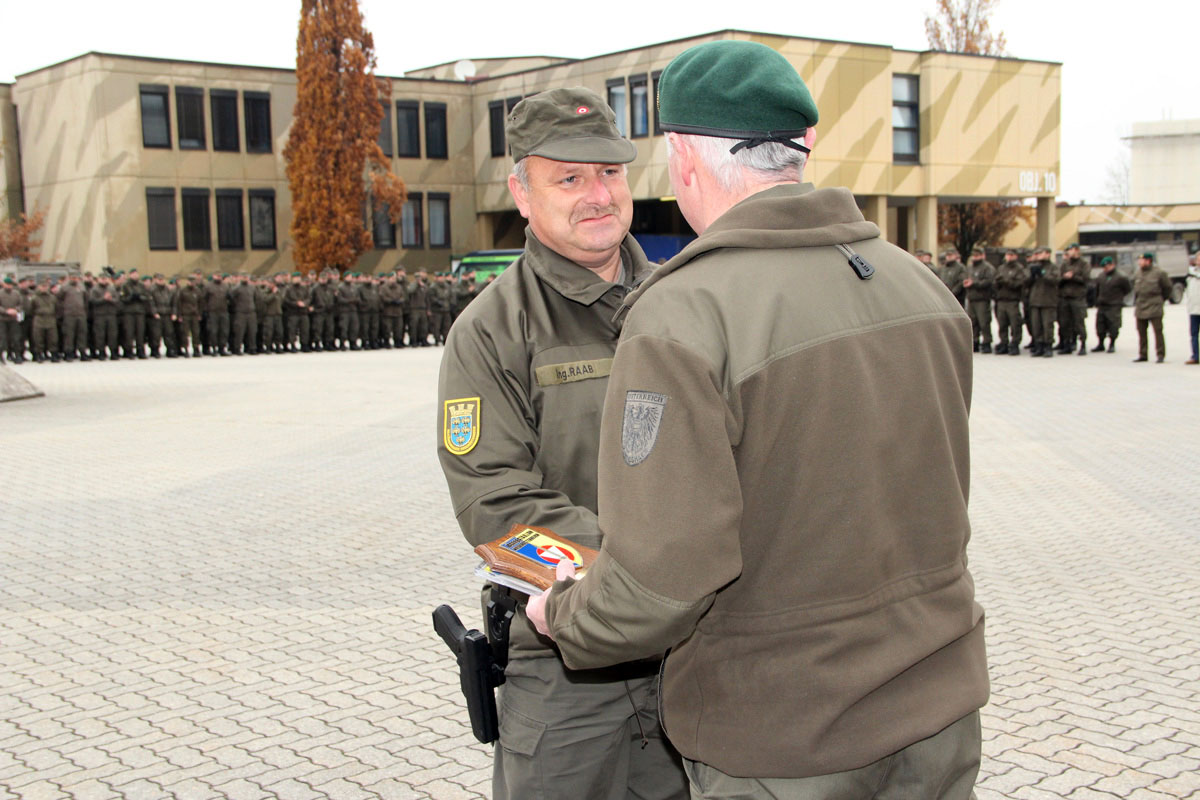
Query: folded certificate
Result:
<box><xmin>474</xmin><ymin>524</ymin><xmax>597</xmax><ymax>595</ymax></box>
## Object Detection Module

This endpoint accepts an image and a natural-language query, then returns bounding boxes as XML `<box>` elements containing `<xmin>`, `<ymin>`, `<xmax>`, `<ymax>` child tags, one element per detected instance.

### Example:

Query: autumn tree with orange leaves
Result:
<box><xmin>0</xmin><ymin>208</ymin><xmax>46</xmax><ymax>262</ymax></box>
<box><xmin>284</xmin><ymin>0</ymin><xmax>405</xmax><ymax>274</ymax></box>
<box><xmin>926</xmin><ymin>0</ymin><xmax>1032</xmax><ymax>256</ymax></box>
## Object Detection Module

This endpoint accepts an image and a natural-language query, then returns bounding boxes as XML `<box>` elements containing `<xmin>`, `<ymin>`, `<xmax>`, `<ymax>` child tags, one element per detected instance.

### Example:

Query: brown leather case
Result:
<box><xmin>474</xmin><ymin>524</ymin><xmax>598</xmax><ymax>591</ymax></box>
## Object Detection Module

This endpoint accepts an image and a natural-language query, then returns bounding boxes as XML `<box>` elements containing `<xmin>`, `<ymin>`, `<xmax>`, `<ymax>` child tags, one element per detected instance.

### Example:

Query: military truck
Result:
<box><xmin>1080</xmin><ymin>243</ymin><xmax>1189</xmax><ymax>305</ymax></box>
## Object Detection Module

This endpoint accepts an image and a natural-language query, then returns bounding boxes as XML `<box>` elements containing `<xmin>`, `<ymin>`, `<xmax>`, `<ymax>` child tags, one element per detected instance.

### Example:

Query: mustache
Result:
<box><xmin>572</xmin><ymin>204</ymin><xmax>621</xmax><ymax>223</ymax></box>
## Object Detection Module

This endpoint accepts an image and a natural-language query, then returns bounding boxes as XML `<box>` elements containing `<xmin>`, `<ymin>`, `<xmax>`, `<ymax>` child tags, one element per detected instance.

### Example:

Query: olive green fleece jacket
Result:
<box><xmin>546</xmin><ymin>183</ymin><xmax>989</xmax><ymax>779</ymax></box>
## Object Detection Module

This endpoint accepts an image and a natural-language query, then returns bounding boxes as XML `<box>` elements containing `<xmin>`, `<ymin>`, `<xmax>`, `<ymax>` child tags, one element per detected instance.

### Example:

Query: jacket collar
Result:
<box><xmin>622</xmin><ymin>183</ymin><xmax>878</xmax><ymax>312</ymax></box>
<box><xmin>523</xmin><ymin>227</ymin><xmax>650</xmax><ymax>307</ymax></box>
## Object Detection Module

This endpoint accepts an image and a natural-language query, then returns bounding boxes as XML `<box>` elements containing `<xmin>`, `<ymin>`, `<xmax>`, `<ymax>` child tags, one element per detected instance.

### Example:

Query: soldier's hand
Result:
<box><xmin>963</xmin><ymin>279</ymin><xmax>973</xmax><ymax>288</ymax></box>
<box><xmin>1064</xmin><ymin>271</ymin><xmax>1073</xmax><ymax>279</ymax></box>
<box><xmin>525</xmin><ymin>560</ymin><xmax>577</xmax><ymax>639</ymax></box>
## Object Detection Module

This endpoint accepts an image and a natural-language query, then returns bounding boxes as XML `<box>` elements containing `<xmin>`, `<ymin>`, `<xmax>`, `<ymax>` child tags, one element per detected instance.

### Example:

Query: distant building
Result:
<box><xmin>0</xmin><ymin>30</ymin><xmax>1062</xmax><ymax>275</ymax></box>
<box><xmin>1127</xmin><ymin>119</ymin><xmax>1200</xmax><ymax>205</ymax></box>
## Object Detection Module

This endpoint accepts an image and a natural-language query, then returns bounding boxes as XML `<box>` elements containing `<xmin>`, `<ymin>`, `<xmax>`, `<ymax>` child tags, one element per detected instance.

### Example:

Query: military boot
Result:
<box><xmin>1077</xmin><ymin>341</ymin><xmax>1087</xmax><ymax>356</ymax></box>
<box><xmin>1107</xmin><ymin>339</ymin><xmax>1115</xmax><ymax>354</ymax></box>
<box><xmin>995</xmin><ymin>343</ymin><xmax>1008</xmax><ymax>355</ymax></box>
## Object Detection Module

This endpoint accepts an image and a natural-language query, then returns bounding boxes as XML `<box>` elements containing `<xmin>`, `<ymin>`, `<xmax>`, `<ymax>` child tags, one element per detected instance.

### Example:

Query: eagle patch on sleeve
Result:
<box><xmin>622</xmin><ymin>391</ymin><xmax>667</xmax><ymax>466</ymax></box>
<box><xmin>444</xmin><ymin>397</ymin><xmax>481</xmax><ymax>456</ymax></box>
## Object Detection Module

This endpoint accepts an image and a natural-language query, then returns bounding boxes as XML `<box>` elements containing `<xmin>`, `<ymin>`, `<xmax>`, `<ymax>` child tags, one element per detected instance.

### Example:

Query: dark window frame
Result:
<box><xmin>892</xmin><ymin>74</ymin><xmax>920</xmax><ymax>164</ymax></box>
<box><xmin>215</xmin><ymin>189</ymin><xmax>245</xmax><ymax>250</ymax></box>
<box><xmin>372</xmin><ymin>199</ymin><xmax>396</xmax><ymax>249</ymax></box>
<box><xmin>396</xmin><ymin>100</ymin><xmax>420</xmax><ymax>158</ymax></box>
<box><xmin>428</xmin><ymin>192</ymin><xmax>451</xmax><ymax>249</ymax></box>
<box><xmin>629</xmin><ymin>74</ymin><xmax>649</xmax><ymax>139</ymax></box>
<box><xmin>400</xmin><ymin>192</ymin><xmax>423</xmax><ymax>249</ymax></box>
<box><xmin>378</xmin><ymin>99</ymin><xmax>393</xmax><ymax>157</ymax></box>
<box><xmin>181</xmin><ymin>188</ymin><xmax>212</xmax><ymax>251</ymax></box>
<box><xmin>248</xmin><ymin>189</ymin><xmax>277</xmax><ymax>250</ymax></box>
<box><xmin>146</xmin><ymin>187</ymin><xmax>177</xmax><ymax>250</ymax></box>
<box><xmin>243</xmin><ymin>91</ymin><xmax>272</xmax><ymax>153</ymax></box>
<box><xmin>425</xmin><ymin>102</ymin><xmax>448</xmax><ymax>160</ymax></box>
<box><xmin>606</xmin><ymin>78</ymin><xmax>628</xmax><ymax>138</ymax></box>
<box><xmin>175</xmin><ymin>86</ymin><xmax>206</xmax><ymax>150</ymax></box>
<box><xmin>488</xmin><ymin>100</ymin><xmax>506</xmax><ymax>158</ymax></box>
<box><xmin>211</xmin><ymin>89</ymin><xmax>240</xmax><ymax>153</ymax></box>
<box><xmin>139</xmin><ymin>84</ymin><xmax>172</xmax><ymax>149</ymax></box>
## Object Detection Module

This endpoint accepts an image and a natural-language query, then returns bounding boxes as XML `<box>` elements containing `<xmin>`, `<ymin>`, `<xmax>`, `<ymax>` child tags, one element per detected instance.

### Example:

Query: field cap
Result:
<box><xmin>506</xmin><ymin>87</ymin><xmax>636</xmax><ymax>164</ymax></box>
<box><xmin>657</xmin><ymin>40</ymin><xmax>818</xmax><ymax>154</ymax></box>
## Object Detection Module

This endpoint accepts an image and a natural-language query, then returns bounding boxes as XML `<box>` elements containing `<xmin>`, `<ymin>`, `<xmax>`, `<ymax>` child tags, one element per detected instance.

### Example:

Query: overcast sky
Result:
<box><xmin>2</xmin><ymin>0</ymin><xmax>1197</xmax><ymax>205</ymax></box>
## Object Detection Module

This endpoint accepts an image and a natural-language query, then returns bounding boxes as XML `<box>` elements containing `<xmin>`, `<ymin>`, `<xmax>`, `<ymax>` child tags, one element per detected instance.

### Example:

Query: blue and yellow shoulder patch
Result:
<box><xmin>444</xmin><ymin>397</ymin><xmax>481</xmax><ymax>456</ymax></box>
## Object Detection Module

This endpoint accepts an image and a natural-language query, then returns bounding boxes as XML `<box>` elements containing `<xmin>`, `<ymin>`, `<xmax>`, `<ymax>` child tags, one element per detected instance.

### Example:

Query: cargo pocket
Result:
<box><xmin>497</xmin><ymin>703</ymin><xmax>546</xmax><ymax>757</ymax></box>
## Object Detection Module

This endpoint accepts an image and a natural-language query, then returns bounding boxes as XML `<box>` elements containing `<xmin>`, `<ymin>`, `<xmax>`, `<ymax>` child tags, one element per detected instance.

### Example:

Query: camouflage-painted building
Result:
<box><xmin>0</xmin><ymin>29</ymin><xmax>1061</xmax><ymax>275</ymax></box>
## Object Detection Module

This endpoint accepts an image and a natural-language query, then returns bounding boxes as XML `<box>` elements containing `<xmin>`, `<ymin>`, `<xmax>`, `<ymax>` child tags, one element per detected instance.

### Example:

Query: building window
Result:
<box><xmin>181</xmin><ymin>189</ymin><xmax>211</xmax><ymax>251</ymax></box>
<box><xmin>378</xmin><ymin>99</ymin><xmax>393</xmax><ymax>157</ymax></box>
<box><xmin>892</xmin><ymin>74</ymin><xmax>919</xmax><ymax>163</ymax></box>
<box><xmin>401</xmin><ymin>192</ymin><xmax>423</xmax><ymax>248</ymax></box>
<box><xmin>652</xmin><ymin>70</ymin><xmax>663</xmax><ymax>136</ymax></box>
<box><xmin>630</xmin><ymin>74</ymin><xmax>649</xmax><ymax>138</ymax></box>
<box><xmin>373</xmin><ymin>200</ymin><xmax>396</xmax><ymax>249</ymax></box>
<box><xmin>249</xmin><ymin>190</ymin><xmax>276</xmax><ymax>249</ymax></box>
<box><xmin>140</xmin><ymin>85</ymin><xmax>171</xmax><ymax>149</ymax></box>
<box><xmin>146</xmin><ymin>188</ymin><xmax>177</xmax><ymax>249</ymax></box>
<box><xmin>244</xmin><ymin>92</ymin><xmax>271</xmax><ymax>153</ymax></box>
<box><xmin>425</xmin><ymin>102</ymin><xmax>448</xmax><ymax>159</ymax></box>
<box><xmin>428</xmin><ymin>193</ymin><xmax>450</xmax><ymax>248</ymax></box>
<box><xmin>488</xmin><ymin>100</ymin><xmax>506</xmax><ymax>157</ymax></box>
<box><xmin>216</xmin><ymin>189</ymin><xmax>244</xmax><ymax>250</ymax></box>
<box><xmin>607</xmin><ymin>78</ymin><xmax>627</xmax><ymax>138</ymax></box>
<box><xmin>396</xmin><ymin>101</ymin><xmax>420</xmax><ymax>158</ymax></box>
<box><xmin>211</xmin><ymin>89</ymin><xmax>240</xmax><ymax>152</ymax></box>
<box><xmin>175</xmin><ymin>87</ymin><xmax>205</xmax><ymax>150</ymax></box>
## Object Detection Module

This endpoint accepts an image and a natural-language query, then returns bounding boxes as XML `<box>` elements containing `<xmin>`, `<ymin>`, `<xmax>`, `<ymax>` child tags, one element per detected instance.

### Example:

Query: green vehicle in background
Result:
<box><xmin>452</xmin><ymin>249</ymin><xmax>523</xmax><ymax>283</ymax></box>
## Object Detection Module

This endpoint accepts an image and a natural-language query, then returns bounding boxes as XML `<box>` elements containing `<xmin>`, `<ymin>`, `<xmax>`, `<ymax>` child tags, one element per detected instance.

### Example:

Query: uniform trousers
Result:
<box><xmin>1136</xmin><ymin>315</ymin><xmax>1165</xmax><ymax>360</ymax></box>
<box><xmin>682</xmin><ymin>711</ymin><xmax>981</xmax><ymax>800</ymax></box>
<box><xmin>92</xmin><ymin>316</ymin><xmax>118</xmax><ymax>357</ymax></box>
<box><xmin>407</xmin><ymin>311</ymin><xmax>429</xmax><ymax>346</ymax></box>
<box><xmin>262</xmin><ymin>315</ymin><xmax>283</xmax><ymax>350</ymax></box>
<box><xmin>361</xmin><ymin>311</ymin><xmax>380</xmax><ymax>346</ymax></box>
<box><xmin>1058</xmin><ymin>297</ymin><xmax>1087</xmax><ymax>346</ymax></box>
<box><xmin>122</xmin><ymin>311</ymin><xmax>146</xmax><ymax>355</ymax></box>
<box><xmin>431</xmin><ymin>311</ymin><xmax>452</xmax><ymax>344</ymax></box>
<box><xmin>1030</xmin><ymin>306</ymin><xmax>1057</xmax><ymax>345</ymax></box>
<box><xmin>179</xmin><ymin>316</ymin><xmax>202</xmax><ymax>354</ymax></box>
<box><xmin>381</xmin><ymin>313</ymin><xmax>402</xmax><ymax>346</ymax></box>
<box><xmin>232</xmin><ymin>312</ymin><xmax>257</xmax><ymax>354</ymax></box>
<box><xmin>32</xmin><ymin>321</ymin><xmax>59</xmax><ymax>357</ymax></box>
<box><xmin>967</xmin><ymin>300</ymin><xmax>992</xmax><ymax>345</ymax></box>
<box><xmin>207</xmin><ymin>311</ymin><xmax>231</xmax><ymax>353</ymax></box>
<box><xmin>1095</xmin><ymin>306</ymin><xmax>1123</xmax><ymax>342</ymax></box>
<box><xmin>495</xmin><ymin>655</ymin><xmax>688</xmax><ymax>800</ymax></box>
<box><xmin>337</xmin><ymin>310</ymin><xmax>359</xmax><ymax>347</ymax></box>
<box><xmin>2</xmin><ymin>318</ymin><xmax>24</xmax><ymax>358</ymax></box>
<box><xmin>285</xmin><ymin>313</ymin><xmax>310</xmax><ymax>350</ymax></box>
<box><xmin>61</xmin><ymin>316</ymin><xmax>88</xmax><ymax>356</ymax></box>
<box><xmin>994</xmin><ymin>301</ymin><xmax>1022</xmax><ymax>348</ymax></box>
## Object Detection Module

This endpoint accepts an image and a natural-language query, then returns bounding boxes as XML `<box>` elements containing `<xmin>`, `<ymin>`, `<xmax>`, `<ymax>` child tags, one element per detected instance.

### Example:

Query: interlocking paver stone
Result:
<box><xmin>2</xmin><ymin>304</ymin><xmax>1198</xmax><ymax>799</ymax></box>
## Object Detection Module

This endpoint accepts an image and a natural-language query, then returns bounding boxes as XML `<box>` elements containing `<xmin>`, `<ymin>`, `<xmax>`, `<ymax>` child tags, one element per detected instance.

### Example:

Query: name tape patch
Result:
<box><xmin>534</xmin><ymin>358</ymin><xmax>614</xmax><ymax>387</ymax></box>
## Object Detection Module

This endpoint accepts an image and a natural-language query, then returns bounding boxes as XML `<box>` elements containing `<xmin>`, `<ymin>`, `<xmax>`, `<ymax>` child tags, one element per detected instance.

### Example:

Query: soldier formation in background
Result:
<box><xmin>0</xmin><ymin>267</ymin><xmax>489</xmax><ymax>365</ymax></box>
<box><xmin>917</xmin><ymin>244</ymin><xmax>1185</xmax><ymax>364</ymax></box>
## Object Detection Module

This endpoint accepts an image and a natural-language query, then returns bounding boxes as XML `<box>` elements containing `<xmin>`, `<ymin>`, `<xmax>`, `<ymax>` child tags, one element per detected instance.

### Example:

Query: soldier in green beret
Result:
<box><xmin>283</xmin><ymin>272</ymin><xmax>312</xmax><ymax>352</ymax></box>
<box><xmin>1</xmin><ymin>275</ymin><xmax>24</xmax><ymax>364</ymax></box>
<box><xmin>1057</xmin><ymin>242</ymin><xmax>1089</xmax><ymax>354</ymax></box>
<box><xmin>435</xmin><ymin>86</ymin><xmax>686</xmax><ymax>800</ymax></box>
<box><xmin>1092</xmin><ymin>256</ymin><xmax>1131</xmax><ymax>353</ymax></box>
<box><xmin>530</xmin><ymin>40</ymin><xmax>985</xmax><ymax>800</ymax></box>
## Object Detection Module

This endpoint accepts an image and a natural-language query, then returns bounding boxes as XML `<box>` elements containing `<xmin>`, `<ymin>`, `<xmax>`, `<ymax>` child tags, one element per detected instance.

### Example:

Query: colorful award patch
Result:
<box><xmin>444</xmin><ymin>397</ymin><xmax>481</xmax><ymax>456</ymax></box>
<box><xmin>622</xmin><ymin>390</ymin><xmax>667</xmax><ymax>466</ymax></box>
<box><xmin>499</xmin><ymin>527</ymin><xmax>585</xmax><ymax>568</ymax></box>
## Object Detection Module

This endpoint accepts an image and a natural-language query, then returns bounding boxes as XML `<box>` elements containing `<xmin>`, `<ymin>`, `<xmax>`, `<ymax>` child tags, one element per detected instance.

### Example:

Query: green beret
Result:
<box><xmin>1067</xmin><ymin>242</ymin><xmax>1080</xmax><ymax>249</ymax></box>
<box><xmin>1100</xmin><ymin>256</ymin><xmax>1114</xmax><ymax>266</ymax></box>
<box><xmin>3</xmin><ymin>276</ymin><xmax>13</xmax><ymax>284</ymax></box>
<box><xmin>506</xmin><ymin>87</ymin><xmax>636</xmax><ymax>164</ymax></box>
<box><xmin>658</xmin><ymin>40</ymin><xmax>818</xmax><ymax>150</ymax></box>
<box><xmin>1141</xmin><ymin>252</ymin><xmax>1154</xmax><ymax>261</ymax></box>
<box><xmin>292</xmin><ymin>271</ymin><xmax>301</xmax><ymax>277</ymax></box>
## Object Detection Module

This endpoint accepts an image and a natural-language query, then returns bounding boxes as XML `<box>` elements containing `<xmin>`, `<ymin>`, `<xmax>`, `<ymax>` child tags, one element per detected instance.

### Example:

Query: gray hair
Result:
<box><xmin>511</xmin><ymin>158</ymin><xmax>530</xmax><ymax>191</ymax></box>
<box><xmin>668</xmin><ymin>133</ymin><xmax>807</xmax><ymax>193</ymax></box>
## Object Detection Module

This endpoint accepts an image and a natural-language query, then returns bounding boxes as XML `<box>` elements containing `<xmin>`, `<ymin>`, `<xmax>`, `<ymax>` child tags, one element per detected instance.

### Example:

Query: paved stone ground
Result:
<box><xmin>1</xmin><ymin>304</ymin><xmax>1197</xmax><ymax>800</ymax></box>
